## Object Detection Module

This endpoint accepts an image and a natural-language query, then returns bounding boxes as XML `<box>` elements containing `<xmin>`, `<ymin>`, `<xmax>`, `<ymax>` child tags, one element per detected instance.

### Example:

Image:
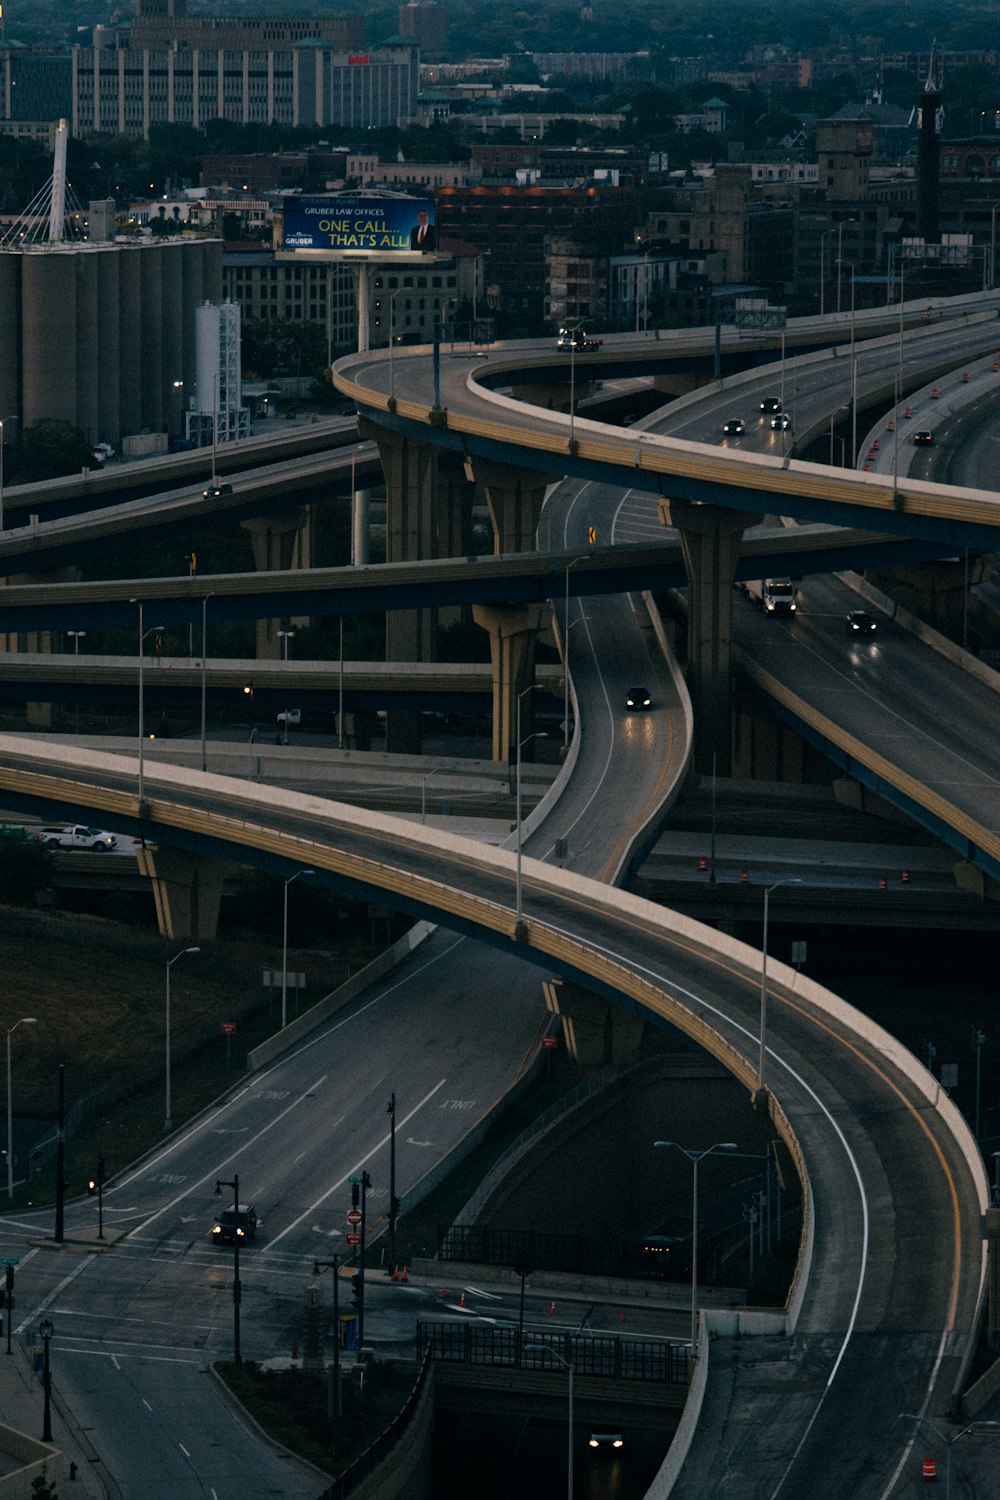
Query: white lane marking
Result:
<box><xmin>142</xmin><ymin>1399</ymin><xmax>153</xmax><ymax>1412</ymax></box>
<box><xmin>179</xmin><ymin>1444</ymin><xmax>191</xmax><ymax>1457</ymax></box>
<box><xmin>262</xmin><ymin>1078</ymin><xmax>447</xmax><ymax>1251</ymax></box>
<box><xmin>539</xmin><ymin>916</ymin><xmax>872</xmax><ymax>1500</ymax></box>
<box><xmin>14</xmin><ymin>1253</ymin><xmax>98</xmax><ymax>1337</ymax></box>
<box><xmin>123</xmin><ymin>1076</ymin><xmax>328</xmax><ymax>1239</ymax></box>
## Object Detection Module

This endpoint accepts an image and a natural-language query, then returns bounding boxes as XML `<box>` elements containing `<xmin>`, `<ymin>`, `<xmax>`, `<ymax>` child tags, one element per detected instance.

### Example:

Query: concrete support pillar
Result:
<box><xmin>463</xmin><ymin>455</ymin><xmax>560</xmax><ymax>556</ymax></box>
<box><xmin>472</xmin><ymin>601</ymin><xmax>547</xmax><ymax>763</ymax></box>
<box><xmin>240</xmin><ymin>510</ymin><xmax>310</xmax><ymax>658</ymax></box>
<box><xmin>661</xmin><ymin>499</ymin><xmax>754</xmax><ymax>775</ymax></box>
<box><xmin>360</xmin><ymin>418</ymin><xmax>474</xmax><ymax>752</ymax></box>
<box><xmin>0</xmin><ymin>567</ymin><xmax>79</xmax><ymax>727</ymax></box>
<box><xmin>136</xmin><ymin>843</ymin><xmax>228</xmax><ymax>941</ymax></box>
<box><xmin>543</xmin><ymin>977</ymin><xmax>643</xmax><ymax>1066</ymax></box>
<box><xmin>987</xmin><ymin>1207</ymin><xmax>1000</xmax><ymax>1352</ymax></box>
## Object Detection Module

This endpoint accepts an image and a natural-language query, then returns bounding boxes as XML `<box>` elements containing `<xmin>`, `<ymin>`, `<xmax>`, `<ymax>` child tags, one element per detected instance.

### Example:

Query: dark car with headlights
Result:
<box><xmin>211</xmin><ymin>1205</ymin><xmax>257</xmax><ymax>1243</ymax></box>
<box><xmin>846</xmin><ymin>610</ymin><xmax>877</xmax><ymax>634</ymax></box>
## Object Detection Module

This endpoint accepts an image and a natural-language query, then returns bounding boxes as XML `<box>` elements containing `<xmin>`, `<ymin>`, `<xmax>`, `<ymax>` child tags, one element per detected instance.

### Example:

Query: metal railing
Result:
<box><xmin>416</xmin><ymin>1322</ymin><xmax>688</xmax><ymax>1386</ymax></box>
<box><xmin>315</xmin><ymin>1348</ymin><xmax>432</xmax><ymax>1500</ymax></box>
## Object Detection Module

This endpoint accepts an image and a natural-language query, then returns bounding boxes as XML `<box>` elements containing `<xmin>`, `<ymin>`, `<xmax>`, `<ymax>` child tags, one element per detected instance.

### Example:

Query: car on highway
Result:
<box><xmin>913</xmin><ymin>430</ymin><xmax>935</xmax><ymax>446</ymax></box>
<box><xmin>38</xmin><ymin>825</ymin><xmax>118</xmax><ymax>851</ymax></box>
<box><xmin>203</xmin><ymin>482</ymin><xmax>233</xmax><ymax>498</ymax></box>
<box><xmin>770</xmin><ymin>413</ymin><xmax>792</xmax><ymax>430</ymax></box>
<box><xmin>846</xmin><ymin>609</ymin><xmax>877</xmax><ymax>634</ymax></box>
<box><xmin>625</xmin><ymin>686</ymin><xmax>652</xmax><ymax>710</ymax></box>
<box><xmin>759</xmin><ymin>397</ymin><xmax>782</xmax><ymax>414</ymax></box>
<box><xmin>588</xmin><ymin>1433</ymin><xmax>624</xmax><ymax>1450</ymax></box>
<box><xmin>92</xmin><ymin>442</ymin><xmax>115</xmax><ymax>463</ymax></box>
<box><xmin>722</xmin><ymin>418</ymin><xmax>745</xmax><ymax>436</ymax></box>
<box><xmin>212</xmin><ymin>1205</ymin><xmax>258</xmax><ymax>1243</ymax></box>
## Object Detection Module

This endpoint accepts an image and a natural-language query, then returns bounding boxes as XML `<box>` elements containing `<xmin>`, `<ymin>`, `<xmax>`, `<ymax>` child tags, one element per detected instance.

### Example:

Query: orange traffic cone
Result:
<box><xmin>905</xmin><ymin>406</ymin><xmax>912</xmax><ymax>417</ymax></box>
<box><xmin>438</xmin><ymin>1285</ymin><xmax>447</xmax><ymax>1299</ymax></box>
<box><xmin>887</xmin><ymin>419</ymin><xmax>895</xmax><ymax>431</ymax></box>
<box><xmin>698</xmin><ymin>855</ymin><xmax>707</xmax><ymax>871</ymax></box>
<box><xmin>931</xmin><ymin>387</ymin><xmax>939</xmax><ymax>399</ymax></box>
<box><xmin>619</xmin><ymin>1307</ymin><xmax>626</xmax><ymax>1323</ymax></box>
<box><xmin>401</xmin><ymin>1266</ymin><xmax>409</xmax><ymax>1283</ymax></box>
<box><xmin>391</xmin><ymin>1265</ymin><xmax>399</xmax><ymax>1281</ymax></box>
<box><xmin>962</xmin><ymin>371</ymin><xmax>969</xmax><ymax>382</ymax></box>
<box><xmin>459</xmin><ymin>1291</ymin><xmax>466</xmax><ymax>1308</ymax></box>
<box><xmin>922</xmin><ymin>1456</ymin><xmax>937</xmax><ymax>1480</ymax></box>
<box><xmin>548</xmin><ymin>1300</ymin><xmax>556</xmax><ymax>1316</ymax></box>
<box><xmin>901</xmin><ymin>869</ymin><xmax>910</xmax><ymax>883</ymax></box>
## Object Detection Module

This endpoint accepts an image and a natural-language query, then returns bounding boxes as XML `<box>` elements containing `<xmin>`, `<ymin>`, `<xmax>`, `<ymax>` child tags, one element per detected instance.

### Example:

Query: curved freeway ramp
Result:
<box><xmin>0</xmin><ymin>737</ymin><xmax>987</xmax><ymax>1500</ymax></box>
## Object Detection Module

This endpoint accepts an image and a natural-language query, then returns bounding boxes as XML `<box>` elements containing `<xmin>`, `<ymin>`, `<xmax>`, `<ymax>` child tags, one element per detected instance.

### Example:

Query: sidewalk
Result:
<box><xmin>0</xmin><ymin>1340</ymin><xmax>108</xmax><ymax>1498</ymax></box>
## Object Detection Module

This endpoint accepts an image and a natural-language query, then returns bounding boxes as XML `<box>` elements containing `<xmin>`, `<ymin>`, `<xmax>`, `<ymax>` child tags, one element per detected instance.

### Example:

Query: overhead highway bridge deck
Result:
<box><xmin>0</xmin><ymin>736</ymin><xmax>987</xmax><ymax>1500</ymax></box>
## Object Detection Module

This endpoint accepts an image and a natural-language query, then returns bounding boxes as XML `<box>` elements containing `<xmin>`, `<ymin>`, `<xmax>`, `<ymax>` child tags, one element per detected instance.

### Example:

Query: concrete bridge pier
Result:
<box><xmin>0</xmin><ymin>567</ymin><xmax>80</xmax><ymax>727</ymax></box>
<box><xmin>241</xmin><ymin>510</ymin><xmax>310</xmax><ymax>659</ymax></box>
<box><xmin>361</xmin><ymin>421</ymin><xmax>474</xmax><ymax>752</ymax></box>
<box><xmin>136</xmin><ymin>843</ymin><xmax>228</xmax><ymax>941</ymax></box>
<box><xmin>462</xmin><ymin>455</ymin><xmax>559</xmax><ymax>556</ymax></box>
<box><xmin>472</xmin><ymin>602</ymin><xmax>548</xmax><ymax>764</ymax></box>
<box><xmin>543</xmin><ymin>977</ymin><xmax>644</xmax><ymax>1065</ymax></box>
<box><xmin>661</xmin><ymin>499</ymin><xmax>755</xmax><ymax>775</ymax></box>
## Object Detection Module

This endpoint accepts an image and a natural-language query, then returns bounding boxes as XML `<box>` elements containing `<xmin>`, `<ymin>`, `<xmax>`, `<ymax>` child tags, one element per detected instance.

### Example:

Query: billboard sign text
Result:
<box><xmin>282</xmin><ymin>196</ymin><xmax>436</xmax><ymax>254</ymax></box>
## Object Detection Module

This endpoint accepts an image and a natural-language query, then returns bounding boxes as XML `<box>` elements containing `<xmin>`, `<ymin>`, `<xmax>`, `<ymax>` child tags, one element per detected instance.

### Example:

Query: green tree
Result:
<box><xmin>15</xmin><ymin>421</ymin><xmax>97</xmax><ymax>483</ymax></box>
<box><xmin>0</xmin><ymin>828</ymin><xmax>53</xmax><ymax>905</ymax></box>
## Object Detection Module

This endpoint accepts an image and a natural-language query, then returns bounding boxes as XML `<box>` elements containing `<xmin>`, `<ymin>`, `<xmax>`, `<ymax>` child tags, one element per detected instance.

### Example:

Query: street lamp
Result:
<box><xmin>277</xmin><ymin>629</ymin><xmax>295</xmax><ymax>743</ymax></box>
<box><xmin>215</xmin><ymin>1174</ymin><xmax>242</xmax><ymax>1366</ymax></box>
<box><xmin>131</xmin><ymin>599</ymin><xmax>166</xmax><ymax>806</ymax></box>
<box><xmin>282</xmin><ymin>869</ymin><xmax>315</xmax><ymax>1028</ymax></box>
<box><xmin>421</xmin><ymin>767</ymin><xmax>439</xmax><ymax>824</ymax></box>
<box><xmin>388</xmin><ymin>288</ymin><xmax>405</xmax><ymax>400</ymax></box>
<box><xmin>654</xmin><ymin>1140</ymin><xmax>737</xmax><ymax>1357</ymax></box>
<box><xmin>899</xmin><ymin>1414</ymin><xmax>1000</xmax><ymax>1498</ymax></box>
<box><xmin>67</xmin><ymin>631</ymin><xmax>86</xmax><ymax>733</ymax></box>
<box><xmin>562</xmin><ymin>557</ymin><xmax>583</xmax><ymax>751</ymax></box>
<box><xmin>164</xmin><ymin>947</ymin><xmax>199</xmax><ymax>1130</ymax></box>
<box><xmin>0</xmin><ymin>415</ymin><xmax>19</xmax><ymax>533</ymax></box>
<box><xmin>515</xmin><ymin>686</ymin><xmax>546</xmax><ymax>931</ymax></box>
<box><xmin>758</xmin><ymin>878</ymin><xmax>801</xmax><ymax>1092</ymax></box>
<box><xmin>524</xmin><ymin>1343</ymin><xmax>574</xmax><ymax>1500</ymax></box>
<box><xmin>200</xmin><ymin>593</ymin><xmax>213</xmax><ymax>773</ymax></box>
<box><xmin>6</xmin><ymin>1017</ymin><xmax>36</xmax><ymax>1200</ymax></box>
<box><xmin>38</xmin><ymin>1318</ymin><xmax>53</xmax><ymax>1442</ymax></box>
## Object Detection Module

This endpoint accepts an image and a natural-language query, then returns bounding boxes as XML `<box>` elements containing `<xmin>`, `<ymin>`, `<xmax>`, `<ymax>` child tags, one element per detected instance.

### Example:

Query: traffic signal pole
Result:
<box><xmin>358</xmin><ymin>1170</ymin><xmax>370</xmax><ymax>1350</ymax></box>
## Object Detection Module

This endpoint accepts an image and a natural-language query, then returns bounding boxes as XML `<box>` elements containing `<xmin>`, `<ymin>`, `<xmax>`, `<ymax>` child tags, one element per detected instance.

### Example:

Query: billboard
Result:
<box><xmin>282</xmin><ymin>196</ymin><xmax>436</xmax><ymax>254</ymax></box>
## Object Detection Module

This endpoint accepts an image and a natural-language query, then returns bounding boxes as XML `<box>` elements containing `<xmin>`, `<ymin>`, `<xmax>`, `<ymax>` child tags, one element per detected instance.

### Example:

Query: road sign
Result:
<box><xmin>541</xmin><ymin>1035</ymin><xmax>557</xmax><ymax>1049</ymax></box>
<box><xmin>346</xmin><ymin>1207</ymin><xmax>362</xmax><ymax>1226</ymax></box>
<box><xmin>588</xmin><ymin>525</ymin><xmax>597</xmax><ymax>544</ymax></box>
<box><xmin>220</xmin><ymin>1022</ymin><xmax>237</xmax><ymax>1035</ymax></box>
<box><xmin>345</xmin><ymin>1232</ymin><xmax>361</xmax><ymax>1246</ymax></box>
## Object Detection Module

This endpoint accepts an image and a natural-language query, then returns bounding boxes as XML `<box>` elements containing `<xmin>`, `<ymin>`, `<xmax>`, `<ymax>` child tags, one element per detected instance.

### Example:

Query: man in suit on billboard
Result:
<box><xmin>410</xmin><ymin>207</ymin><xmax>436</xmax><ymax>251</ymax></box>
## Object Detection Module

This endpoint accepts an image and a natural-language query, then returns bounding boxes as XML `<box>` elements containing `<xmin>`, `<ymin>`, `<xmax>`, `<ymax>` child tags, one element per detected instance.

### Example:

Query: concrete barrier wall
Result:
<box><xmin>247</xmin><ymin>920</ymin><xmax>436</xmax><ymax>1071</ymax></box>
<box><xmin>0</xmin><ymin>1427</ymin><xmax>62</xmax><ymax>1500</ymax></box>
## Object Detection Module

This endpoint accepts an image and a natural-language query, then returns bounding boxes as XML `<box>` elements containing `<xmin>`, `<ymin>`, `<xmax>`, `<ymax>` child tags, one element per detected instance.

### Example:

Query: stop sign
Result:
<box><xmin>346</xmin><ymin>1207</ymin><xmax>362</xmax><ymax>1226</ymax></box>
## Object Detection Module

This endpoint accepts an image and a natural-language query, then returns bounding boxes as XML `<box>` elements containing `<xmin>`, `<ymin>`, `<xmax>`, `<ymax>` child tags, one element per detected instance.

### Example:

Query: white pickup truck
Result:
<box><xmin>38</xmin><ymin>825</ymin><xmax>117</xmax><ymax>851</ymax></box>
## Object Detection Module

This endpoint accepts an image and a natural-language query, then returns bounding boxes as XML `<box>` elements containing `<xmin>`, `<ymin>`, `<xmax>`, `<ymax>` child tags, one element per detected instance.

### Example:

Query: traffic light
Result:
<box><xmin>243</xmin><ymin>680</ymin><xmax>254</xmax><ymax>699</ymax></box>
<box><xmin>86</xmin><ymin>1175</ymin><xmax>97</xmax><ymax>1195</ymax></box>
<box><xmin>5</xmin><ymin>1266</ymin><xmax>13</xmax><ymax>1296</ymax></box>
<box><xmin>351</xmin><ymin>1179</ymin><xmax>360</xmax><ymax>1209</ymax></box>
<box><xmin>351</xmin><ymin>1272</ymin><xmax>363</xmax><ymax>1311</ymax></box>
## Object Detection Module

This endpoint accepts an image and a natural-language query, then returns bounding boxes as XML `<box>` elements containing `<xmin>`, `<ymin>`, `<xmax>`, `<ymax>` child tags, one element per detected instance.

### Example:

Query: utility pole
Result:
<box><xmin>387</xmin><ymin>1094</ymin><xmax>397</xmax><ymax>1274</ymax></box>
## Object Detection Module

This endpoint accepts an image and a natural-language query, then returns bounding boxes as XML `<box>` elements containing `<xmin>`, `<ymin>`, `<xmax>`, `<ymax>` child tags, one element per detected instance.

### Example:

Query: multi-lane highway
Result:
<box><xmin>0</xmin><ymin>305</ymin><xmax>996</xmax><ymax>1498</ymax></box>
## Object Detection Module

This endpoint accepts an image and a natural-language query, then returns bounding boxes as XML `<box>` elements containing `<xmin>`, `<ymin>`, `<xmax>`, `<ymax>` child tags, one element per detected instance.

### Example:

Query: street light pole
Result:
<box><xmin>67</xmin><ymin>631</ymin><xmax>86</xmax><ymax>733</ymax></box>
<box><xmin>758</xmin><ymin>878</ymin><xmax>801</xmax><ymax>1092</ymax></box>
<box><xmin>282</xmin><ymin>869</ymin><xmax>315</xmax><ymax>1028</ymax></box>
<box><xmin>200</xmin><ymin>593</ymin><xmax>213</xmax><ymax>773</ymax></box>
<box><xmin>0</xmin><ymin>416</ymin><xmax>19</xmax><ymax>533</ymax></box>
<box><xmin>524</xmin><ymin>1344</ymin><xmax>574</xmax><ymax>1499</ymax></box>
<box><xmin>388</xmin><ymin>289</ymin><xmax>404</xmax><ymax>399</ymax></box>
<box><xmin>655</xmin><ymin>1140</ymin><xmax>737</xmax><ymax>1357</ymax></box>
<box><xmin>38</xmin><ymin>1319</ymin><xmax>53</xmax><ymax>1441</ymax></box>
<box><xmin>215</xmin><ymin>1175</ymin><xmax>242</xmax><ymax>1366</ymax></box>
<box><xmin>132</xmin><ymin>600</ymin><xmax>166</xmax><ymax>807</ymax></box>
<box><xmin>515</xmin><ymin>687</ymin><xmax>546</xmax><ymax>931</ymax></box>
<box><xmin>278</xmin><ymin>629</ymin><xmax>295</xmax><ymax>743</ymax></box>
<box><xmin>899</xmin><ymin>1413</ymin><xmax>1000</xmax><ymax>1499</ymax></box>
<box><xmin>165</xmin><ymin>947</ymin><xmax>199</xmax><ymax>1130</ymax></box>
<box><xmin>6</xmin><ymin>1017</ymin><xmax>36</xmax><ymax>1200</ymax></box>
